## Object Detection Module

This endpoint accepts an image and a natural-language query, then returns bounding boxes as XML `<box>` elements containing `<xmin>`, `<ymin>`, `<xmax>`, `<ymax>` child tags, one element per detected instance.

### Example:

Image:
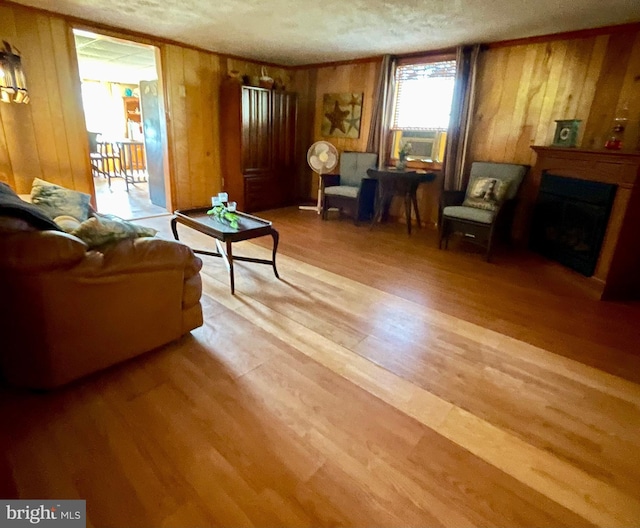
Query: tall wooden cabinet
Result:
<box><xmin>219</xmin><ymin>84</ymin><xmax>297</xmax><ymax>212</ymax></box>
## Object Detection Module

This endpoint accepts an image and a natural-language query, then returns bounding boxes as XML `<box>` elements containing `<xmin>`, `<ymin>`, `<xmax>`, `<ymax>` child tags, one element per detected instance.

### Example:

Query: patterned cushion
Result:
<box><xmin>30</xmin><ymin>178</ymin><xmax>92</xmax><ymax>222</ymax></box>
<box><xmin>71</xmin><ymin>214</ymin><xmax>157</xmax><ymax>249</ymax></box>
<box><xmin>462</xmin><ymin>177</ymin><xmax>511</xmax><ymax>211</ymax></box>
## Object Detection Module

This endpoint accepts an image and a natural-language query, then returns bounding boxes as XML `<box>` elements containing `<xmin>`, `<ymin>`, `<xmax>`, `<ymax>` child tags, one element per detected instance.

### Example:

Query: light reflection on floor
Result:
<box><xmin>93</xmin><ymin>176</ymin><xmax>167</xmax><ymax>220</ymax></box>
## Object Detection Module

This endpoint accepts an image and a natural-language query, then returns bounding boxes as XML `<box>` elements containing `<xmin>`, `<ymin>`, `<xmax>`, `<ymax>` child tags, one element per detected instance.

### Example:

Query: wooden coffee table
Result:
<box><xmin>171</xmin><ymin>207</ymin><xmax>279</xmax><ymax>294</ymax></box>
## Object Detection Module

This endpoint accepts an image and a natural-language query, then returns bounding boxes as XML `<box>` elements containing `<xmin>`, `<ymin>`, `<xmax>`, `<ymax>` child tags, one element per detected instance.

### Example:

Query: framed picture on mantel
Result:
<box><xmin>551</xmin><ymin>119</ymin><xmax>581</xmax><ymax>148</ymax></box>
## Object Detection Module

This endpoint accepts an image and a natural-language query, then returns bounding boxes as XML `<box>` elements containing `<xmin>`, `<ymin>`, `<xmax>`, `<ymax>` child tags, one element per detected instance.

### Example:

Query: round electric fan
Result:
<box><xmin>299</xmin><ymin>141</ymin><xmax>339</xmax><ymax>213</ymax></box>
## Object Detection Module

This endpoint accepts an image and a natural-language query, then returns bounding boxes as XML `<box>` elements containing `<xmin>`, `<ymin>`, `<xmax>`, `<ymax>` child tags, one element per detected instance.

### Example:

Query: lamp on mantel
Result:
<box><xmin>0</xmin><ymin>40</ymin><xmax>29</xmax><ymax>104</ymax></box>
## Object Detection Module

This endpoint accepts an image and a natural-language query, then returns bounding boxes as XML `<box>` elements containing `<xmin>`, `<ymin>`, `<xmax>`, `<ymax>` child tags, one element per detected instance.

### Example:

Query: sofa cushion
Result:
<box><xmin>71</xmin><ymin>214</ymin><xmax>158</xmax><ymax>249</ymax></box>
<box><xmin>0</xmin><ymin>182</ymin><xmax>61</xmax><ymax>231</ymax></box>
<box><xmin>31</xmin><ymin>178</ymin><xmax>92</xmax><ymax>222</ymax></box>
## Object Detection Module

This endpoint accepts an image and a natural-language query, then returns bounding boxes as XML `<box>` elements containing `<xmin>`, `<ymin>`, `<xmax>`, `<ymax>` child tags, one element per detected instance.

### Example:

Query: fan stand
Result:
<box><xmin>299</xmin><ymin>169</ymin><xmax>324</xmax><ymax>214</ymax></box>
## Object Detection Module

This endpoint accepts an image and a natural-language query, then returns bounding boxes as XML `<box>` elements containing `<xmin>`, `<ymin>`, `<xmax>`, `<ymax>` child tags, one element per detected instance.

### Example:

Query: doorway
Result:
<box><xmin>73</xmin><ymin>29</ymin><xmax>169</xmax><ymax>220</ymax></box>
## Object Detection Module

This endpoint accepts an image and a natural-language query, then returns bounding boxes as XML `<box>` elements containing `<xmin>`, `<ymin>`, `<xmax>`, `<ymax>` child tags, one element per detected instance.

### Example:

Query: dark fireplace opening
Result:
<box><xmin>530</xmin><ymin>174</ymin><xmax>617</xmax><ymax>276</ymax></box>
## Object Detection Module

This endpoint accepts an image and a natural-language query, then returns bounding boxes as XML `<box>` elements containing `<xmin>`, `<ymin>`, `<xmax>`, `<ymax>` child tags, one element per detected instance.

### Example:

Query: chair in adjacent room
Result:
<box><xmin>321</xmin><ymin>151</ymin><xmax>378</xmax><ymax>224</ymax></box>
<box><xmin>97</xmin><ymin>141</ymin><xmax>127</xmax><ymax>190</ymax></box>
<box><xmin>88</xmin><ymin>131</ymin><xmax>105</xmax><ymax>178</ymax></box>
<box><xmin>439</xmin><ymin>161</ymin><xmax>529</xmax><ymax>261</ymax></box>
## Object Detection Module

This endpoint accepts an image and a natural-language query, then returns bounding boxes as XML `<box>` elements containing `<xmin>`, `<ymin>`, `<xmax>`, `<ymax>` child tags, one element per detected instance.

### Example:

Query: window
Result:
<box><xmin>391</xmin><ymin>59</ymin><xmax>456</xmax><ymax>162</ymax></box>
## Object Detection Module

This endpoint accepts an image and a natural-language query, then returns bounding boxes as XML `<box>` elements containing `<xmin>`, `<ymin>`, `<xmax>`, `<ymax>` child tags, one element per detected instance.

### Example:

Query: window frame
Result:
<box><xmin>387</xmin><ymin>52</ymin><xmax>456</xmax><ymax>166</ymax></box>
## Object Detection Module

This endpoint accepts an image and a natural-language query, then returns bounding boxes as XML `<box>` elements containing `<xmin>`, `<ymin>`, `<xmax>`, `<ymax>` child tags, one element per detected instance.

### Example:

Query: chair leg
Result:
<box><xmin>486</xmin><ymin>225</ymin><xmax>496</xmax><ymax>262</ymax></box>
<box><xmin>404</xmin><ymin>194</ymin><xmax>412</xmax><ymax>235</ymax></box>
<box><xmin>439</xmin><ymin>218</ymin><xmax>448</xmax><ymax>249</ymax></box>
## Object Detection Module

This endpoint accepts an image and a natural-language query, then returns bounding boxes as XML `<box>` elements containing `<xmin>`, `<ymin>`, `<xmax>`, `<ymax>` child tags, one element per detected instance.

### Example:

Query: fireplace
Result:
<box><xmin>517</xmin><ymin>147</ymin><xmax>640</xmax><ymax>300</ymax></box>
<box><xmin>530</xmin><ymin>174</ymin><xmax>616</xmax><ymax>276</ymax></box>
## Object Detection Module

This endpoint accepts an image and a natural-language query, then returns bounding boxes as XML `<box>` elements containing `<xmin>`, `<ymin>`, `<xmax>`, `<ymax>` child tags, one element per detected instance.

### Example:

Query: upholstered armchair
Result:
<box><xmin>439</xmin><ymin>161</ymin><xmax>529</xmax><ymax>261</ymax></box>
<box><xmin>321</xmin><ymin>151</ymin><xmax>378</xmax><ymax>224</ymax></box>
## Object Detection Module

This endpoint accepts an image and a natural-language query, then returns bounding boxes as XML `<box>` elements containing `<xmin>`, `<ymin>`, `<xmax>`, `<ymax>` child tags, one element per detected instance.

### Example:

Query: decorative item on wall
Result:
<box><xmin>0</xmin><ymin>40</ymin><xmax>29</xmax><ymax>104</ymax></box>
<box><xmin>322</xmin><ymin>93</ymin><xmax>363</xmax><ymax>139</ymax></box>
<box><xmin>604</xmin><ymin>103</ymin><xmax>628</xmax><ymax>150</ymax></box>
<box><xmin>551</xmin><ymin>119</ymin><xmax>581</xmax><ymax>148</ymax></box>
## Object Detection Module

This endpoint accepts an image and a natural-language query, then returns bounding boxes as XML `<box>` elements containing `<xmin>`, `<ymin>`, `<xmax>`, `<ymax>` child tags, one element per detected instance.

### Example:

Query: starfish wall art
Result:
<box><xmin>321</xmin><ymin>93</ymin><xmax>363</xmax><ymax>139</ymax></box>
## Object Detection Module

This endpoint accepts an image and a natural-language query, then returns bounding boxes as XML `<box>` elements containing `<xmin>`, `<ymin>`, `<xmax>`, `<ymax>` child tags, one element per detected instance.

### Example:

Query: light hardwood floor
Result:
<box><xmin>93</xmin><ymin>176</ymin><xmax>167</xmax><ymax>220</ymax></box>
<box><xmin>1</xmin><ymin>208</ymin><xmax>639</xmax><ymax>527</ymax></box>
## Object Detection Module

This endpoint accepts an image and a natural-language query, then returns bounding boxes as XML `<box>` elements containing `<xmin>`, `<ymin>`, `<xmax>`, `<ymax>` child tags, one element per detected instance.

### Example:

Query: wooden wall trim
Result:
<box><xmin>488</xmin><ymin>22</ymin><xmax>640</xmax><ymax>49</ymax></box>
<box><xmin>291</xmin><ymin>55</ymin><xmax>384</xmax><ymax>71</ymax></box>
<box><xmin>395</xmin><ymin>48</ymin><xmax>457</xmax><ymax>64</ymax></box>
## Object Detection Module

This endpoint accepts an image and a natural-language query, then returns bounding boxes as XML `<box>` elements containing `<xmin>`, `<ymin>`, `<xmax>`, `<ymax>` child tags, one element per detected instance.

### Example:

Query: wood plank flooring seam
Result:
<box><xmin>196</xmin><ymin>248</ymin><xmax>640</xmax><ymax>526</ymax></box>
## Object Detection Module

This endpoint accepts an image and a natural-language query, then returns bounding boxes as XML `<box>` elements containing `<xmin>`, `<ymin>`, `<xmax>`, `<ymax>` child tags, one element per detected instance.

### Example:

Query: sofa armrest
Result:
<box><xmin>0</xmin><ymin>230</ymin><xmax>87</xmax><ymax>271</ymax></box>
<box><xmin>74</xmin><ymin>237</ymin><xmax>203</xmax><ymax>277</ymax></box>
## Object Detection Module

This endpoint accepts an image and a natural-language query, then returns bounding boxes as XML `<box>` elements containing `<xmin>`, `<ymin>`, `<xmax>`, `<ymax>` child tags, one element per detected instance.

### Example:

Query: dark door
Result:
<box><xmin>140</xmin><ymin>80</ymin><xmax>166</xmax><ymax>208</ymax></box>
<box><xmin>241</xmin><ymin>87</ymin><xmax>271</xmax><ymax>174</ymax></box>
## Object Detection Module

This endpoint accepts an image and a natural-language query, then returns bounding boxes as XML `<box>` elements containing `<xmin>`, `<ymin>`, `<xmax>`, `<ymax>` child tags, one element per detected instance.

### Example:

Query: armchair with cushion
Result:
<box><xmin>321</xmin><ymin>151</ymin><xmax>378</xmax><ymax>223</ymax></box>
<box><xmin>439</xmin><ymin>161</ymin><xmax>529</xmax><ymax>261</ymax></box>
<box><xmin>0</xmin><ymin>182</ymin><xmax>203</xmax><ymax>389</ymax></box>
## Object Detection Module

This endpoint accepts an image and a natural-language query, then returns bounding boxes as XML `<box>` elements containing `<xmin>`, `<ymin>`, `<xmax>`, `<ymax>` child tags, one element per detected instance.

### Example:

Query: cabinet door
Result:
<box><xmin>272</xmin><ymin>92</ymin><xmax>297</xmax><ymax>205</ymax></box>
<box><xmin>241</xmin><ymin>87</ymin><xmax>271</xmax><ymax>174</ymax></box>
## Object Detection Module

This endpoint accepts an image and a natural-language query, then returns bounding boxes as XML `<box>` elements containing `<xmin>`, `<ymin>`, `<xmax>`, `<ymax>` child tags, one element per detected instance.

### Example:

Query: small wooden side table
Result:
<box><xmin>171</xmin><ymin>207</ymin><xmax>279</xmax><ymax>294</ymax></box>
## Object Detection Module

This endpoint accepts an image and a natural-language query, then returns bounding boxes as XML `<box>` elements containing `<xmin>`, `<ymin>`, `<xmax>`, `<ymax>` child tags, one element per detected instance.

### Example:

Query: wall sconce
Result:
<box><xmin>0</xmin><ymin>41</ymin><xmax>29</xmax><ymax>104</ymax></box>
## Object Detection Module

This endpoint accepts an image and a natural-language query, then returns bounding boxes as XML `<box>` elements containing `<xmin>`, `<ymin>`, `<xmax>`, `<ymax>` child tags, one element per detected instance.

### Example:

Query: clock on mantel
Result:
<box><xmin>551</xmin><ymin>119</ymin><xmax>581</xmax><ymax>148</ymax></box>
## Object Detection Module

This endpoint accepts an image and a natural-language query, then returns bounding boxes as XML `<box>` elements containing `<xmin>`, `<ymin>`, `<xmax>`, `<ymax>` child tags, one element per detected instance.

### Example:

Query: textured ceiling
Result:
<box><xmin>11</xmin><ymin>0</ymin><xmax>640</xmax><ymax>65</ymax></box>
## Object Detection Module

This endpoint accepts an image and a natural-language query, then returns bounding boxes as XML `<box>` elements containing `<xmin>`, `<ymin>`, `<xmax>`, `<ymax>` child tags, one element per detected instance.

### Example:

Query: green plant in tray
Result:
<box><xmin>207</xmin><ymin>205</ymin><xmax>239</xmax><ymax>229</ymax></box>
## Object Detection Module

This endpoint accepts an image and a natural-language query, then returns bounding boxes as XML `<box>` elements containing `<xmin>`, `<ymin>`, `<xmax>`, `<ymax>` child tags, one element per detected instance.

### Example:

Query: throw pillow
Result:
<box><xmin>54</xmin><ymin>215</ymin><xmax>82</xmax><ymax>233</ymax></box>
<box><xmin>463</xmin><ymin>177</ymin><xmax>511</xmax><ymax>211</ymax></box>
<box><xmin>71</xmin><ymin>214</ymin><xmax>157</xmax><ymax>249</ymax></box>
<box><xmin>30</xmin><ymin>178</ymin><xmax>91</xmax><ymax>222</ymax></box>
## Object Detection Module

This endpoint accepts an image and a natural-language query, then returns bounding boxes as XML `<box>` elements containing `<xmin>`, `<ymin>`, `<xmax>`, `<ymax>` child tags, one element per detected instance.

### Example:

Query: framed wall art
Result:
<box><xmin>321</xmin><ymin>93</ymin><xmax>363</xmax><ymax>139</ymax></box>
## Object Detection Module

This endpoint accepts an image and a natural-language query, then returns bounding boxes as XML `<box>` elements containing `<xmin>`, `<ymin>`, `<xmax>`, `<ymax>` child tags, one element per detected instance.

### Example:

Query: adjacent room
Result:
<box><xmin>74</xmin><ymin>29</ymin><xmax>168</xmax><ymax>220</ymax></box>
<box><xmin>1</xmin><ymin>0</ymin><xmax>640</xmax><ymax>527</ymax></box>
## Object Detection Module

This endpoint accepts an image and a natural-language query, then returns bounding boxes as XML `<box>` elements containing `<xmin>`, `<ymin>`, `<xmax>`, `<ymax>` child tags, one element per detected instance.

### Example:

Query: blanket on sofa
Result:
<box><xmin>0</xmin><ymin>182</ymin><xmax>60</xmax><ymax>231</ymax></box>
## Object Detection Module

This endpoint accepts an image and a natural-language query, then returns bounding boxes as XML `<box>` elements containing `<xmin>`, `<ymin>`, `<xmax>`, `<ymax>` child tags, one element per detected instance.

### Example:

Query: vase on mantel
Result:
<box><xmin>396</xmin><ymin>158</ymin><xmax>407</xmax><ymax>171</ymax></box>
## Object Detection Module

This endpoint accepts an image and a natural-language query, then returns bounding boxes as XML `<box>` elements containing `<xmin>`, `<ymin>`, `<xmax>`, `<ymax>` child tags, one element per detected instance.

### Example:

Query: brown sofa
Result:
<box><xmin>0</xmin><ymin>184</ymin><xmax>203</xmax><ymax>390</ymax></box>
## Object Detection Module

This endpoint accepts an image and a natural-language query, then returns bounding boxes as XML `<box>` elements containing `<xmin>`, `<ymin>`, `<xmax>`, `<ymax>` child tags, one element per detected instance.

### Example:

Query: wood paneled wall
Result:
<box><xmin>468</xmin><ymin>28</ymin><xmax>640</xmax><ymax>166</ymax></box>
<box><xmin>296</xmin><ymin>60</ymin><xmax>381</xmax><ymax>200</ymax></box>
<box><xmin>0</xmin><ymin>2</ymin><xmax>293</xmax><ymax>210</ymax></box>
<box><xmin>0</xmin><ymin>3</ymin><xmax>92</xmax><ymax>197</ymax></box>
<box><xmin>163</xmin><ymin>45</ymin><xmax>221</xmax><ymax>210</ymax></box>
<box><xmin>290</xmin><ymin>68</ymin><xmax>317</xmax><ymax>200</ymax></box>
<box><xmin>4</xmin><ymin>0</ymin><xmax>639</xmax><ymax>216</ymax></box>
